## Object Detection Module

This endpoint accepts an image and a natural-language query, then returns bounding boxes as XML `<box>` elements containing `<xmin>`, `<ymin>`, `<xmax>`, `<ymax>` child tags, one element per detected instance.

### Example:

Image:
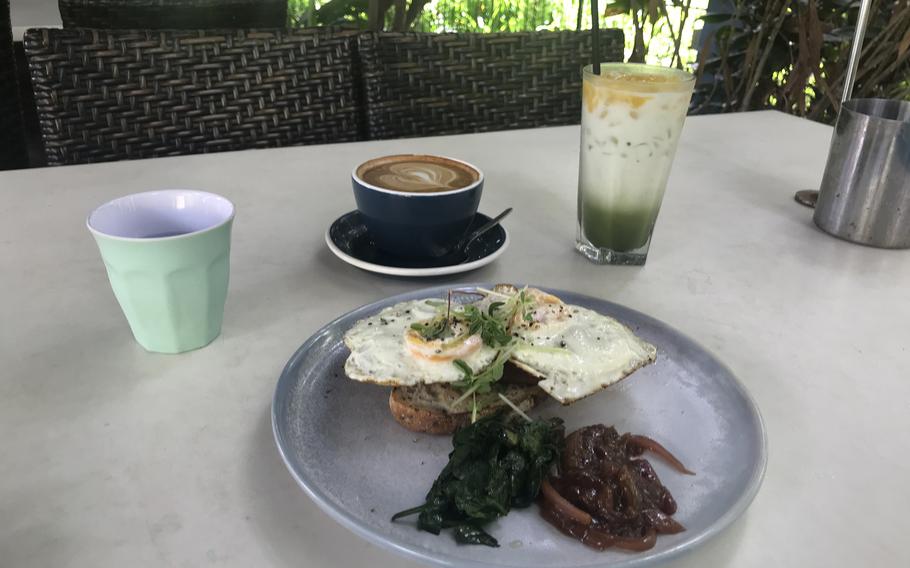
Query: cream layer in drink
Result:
<box><xmin>577</xmin><ymin>64</ymin><xmax>695</xmax><ymax>254</ymax></box>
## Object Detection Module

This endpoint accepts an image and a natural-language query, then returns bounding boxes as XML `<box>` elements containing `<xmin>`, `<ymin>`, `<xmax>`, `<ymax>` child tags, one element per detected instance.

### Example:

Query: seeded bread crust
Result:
<box><xmin>389</xmin><ymin>383</ymin><xmax>544</xmax><ymax>435</ymax></box>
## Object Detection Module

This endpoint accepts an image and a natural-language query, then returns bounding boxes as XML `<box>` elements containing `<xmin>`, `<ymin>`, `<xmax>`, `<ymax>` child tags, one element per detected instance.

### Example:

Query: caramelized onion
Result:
<box><xmin>626</xmin><ymin>435</ymin><xmax>695</xmax><ymax>475</ymax></box>
<box><xmin>579</xmin><ymin>526</ymin><xmax>616</xmax><ymax>550</ymax></box>
<box><xmin>644</xmin><ymin>509</ymin><xmax>686</xmax><ymax>534</ymax></box>
<box><xmin>539</xmin><ymin>502</ymin><xmax>588</xmax><ymax>540</ymax></box>
<box><xmin>595</xmin><ymin>484</ymin><xmax>615</xmax><ymax>514</ymax></box>
<box><xmin>612</xmin><ymin>529</ymin><xmax>657</xmax><ymax>552</ymax></box>
<box><xmin>540</xmin><ymin>425</ymin><xmax>691</xmax><ymax>553</ymax></box>
<box><xmin>540</xmin><ymin>479</ymin><xmax>593</xmax><ymax>526</ymax></box>
<box><xmin>616</xmin><ymin>466</ymin><xmax>641</xmax><ymax>517</ymax></box>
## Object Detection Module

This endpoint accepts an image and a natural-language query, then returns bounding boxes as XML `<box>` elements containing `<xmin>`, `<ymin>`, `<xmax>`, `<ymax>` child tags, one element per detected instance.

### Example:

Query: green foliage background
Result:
<box><xmin>287</xmin><ymin>1</ymin><xmax>709</xmax><ymax>67</ymax></box>
<box><xmin>286</xmin><ymin>1</ymin><xmax>910</xmax><ymax>123</ymax></box>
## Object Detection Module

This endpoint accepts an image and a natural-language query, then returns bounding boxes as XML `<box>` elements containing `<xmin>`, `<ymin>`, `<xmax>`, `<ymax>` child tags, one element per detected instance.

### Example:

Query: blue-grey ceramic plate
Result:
<box><xmin>272</xmin><ymin>285</ymin><xmax>767</xmax><ymax>568</ymax></box>
<box><xmin>326</xmin><ymin>211</ymin><xmax>508</xmax><ymax>277</ymax></box>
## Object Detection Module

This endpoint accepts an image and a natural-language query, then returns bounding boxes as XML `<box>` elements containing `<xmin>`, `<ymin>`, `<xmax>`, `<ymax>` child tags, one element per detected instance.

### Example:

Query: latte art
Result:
<box><xmin>358</xmin><ymin>156</ymin><xmax>479</xmax><ymax>193</ymax></box>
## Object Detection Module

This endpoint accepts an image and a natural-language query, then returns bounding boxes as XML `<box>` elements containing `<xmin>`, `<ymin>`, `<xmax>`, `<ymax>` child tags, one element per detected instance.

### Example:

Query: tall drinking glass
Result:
<box><xmin>576</xmin><ymin>63</ymin><xmax>695</xmax><ymax>265</ymax></box>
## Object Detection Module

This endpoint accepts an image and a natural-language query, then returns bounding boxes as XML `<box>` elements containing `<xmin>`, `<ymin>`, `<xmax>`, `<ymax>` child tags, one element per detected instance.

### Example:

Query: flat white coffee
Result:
<box><xmin>358</xmin><ymin>155</ymin><xmax>479</xmax><ymax>193</ymax></box>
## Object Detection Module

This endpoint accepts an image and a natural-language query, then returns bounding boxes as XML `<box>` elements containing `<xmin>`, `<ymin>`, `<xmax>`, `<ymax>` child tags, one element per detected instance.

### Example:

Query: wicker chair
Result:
<box><xmin>59</xmin><ymin>0</ymin><xmax>288</xmax><ymax>29</ymax></box>
<box><xmin>24</xmin><ymin>28</ymin><xmax>363</xmax><ymax>166</ymax></box>
<box><xmin>358</xmin><ymin>30</ymin><xmax>625</xmax><ymax>140</ymax></box>
<box><xmin>1</xmin><ymin>0</ymin><xmax>28</xmax><ymax>170</ymax></box>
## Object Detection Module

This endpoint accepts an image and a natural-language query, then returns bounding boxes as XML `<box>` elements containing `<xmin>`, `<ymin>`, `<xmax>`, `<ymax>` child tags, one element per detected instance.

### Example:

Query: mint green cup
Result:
<box><xmin>87</xmin><ymin>190</ymin><xmax>235</xmax><ymax>354</ymax></box>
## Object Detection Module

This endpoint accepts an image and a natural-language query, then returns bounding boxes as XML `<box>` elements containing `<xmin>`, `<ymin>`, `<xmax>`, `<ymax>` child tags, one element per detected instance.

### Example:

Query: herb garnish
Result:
<box><xmin>409</xmin><ymin>314</ymin><xmax>450</xmax><ymax>341</ymax></box>
<box><xmin>461</xmin><ymin>304</ymin><xmax>513</xmax><ymax>347</ymax></box>
<box><xmin>408</xmin><ymin>287</ymin><xmax>540</xmax><ymax>421</ymax></box>
<box><xmin>409</xmin><ymin>298</ymin><xmax>515</xmax><ymax>347</ymax></box>
<box><xmin>392</xmin><ymin>413</ymin><xmax>565</xmax><ymax>546</ymax></box>
<box><xmin>450</xmin><ymin>346</ymin><xmax>515</xmax><ymax>409</ymax></box>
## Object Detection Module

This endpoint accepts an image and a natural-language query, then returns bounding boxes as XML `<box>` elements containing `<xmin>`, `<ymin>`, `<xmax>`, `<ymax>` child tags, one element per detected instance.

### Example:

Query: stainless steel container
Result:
<box><xmin>814</xmin><ymin>98</ymin><xmax>910</xmax><ymax>248</ymax></box>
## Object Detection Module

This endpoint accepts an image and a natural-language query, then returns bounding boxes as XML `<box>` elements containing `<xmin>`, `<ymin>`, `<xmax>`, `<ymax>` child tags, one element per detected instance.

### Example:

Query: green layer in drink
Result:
<box><xmin>581</xmin><ymin>202</ymin><xmax>659</xmax><ymax>252</ymax></box>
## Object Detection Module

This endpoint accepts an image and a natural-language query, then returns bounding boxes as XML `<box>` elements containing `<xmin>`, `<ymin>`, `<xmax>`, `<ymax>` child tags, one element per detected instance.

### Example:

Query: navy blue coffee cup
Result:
<box><xmin>352</xmin><ymin>155</ymin><xmax>484</xmax><ymax>258</ymax></box>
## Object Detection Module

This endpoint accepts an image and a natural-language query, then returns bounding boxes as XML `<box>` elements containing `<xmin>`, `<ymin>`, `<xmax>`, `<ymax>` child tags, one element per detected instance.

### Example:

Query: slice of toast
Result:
<box><xmin>389</xmin><ymin>382</ymin><xmax>544</xmax><ymax>435</ymax></box>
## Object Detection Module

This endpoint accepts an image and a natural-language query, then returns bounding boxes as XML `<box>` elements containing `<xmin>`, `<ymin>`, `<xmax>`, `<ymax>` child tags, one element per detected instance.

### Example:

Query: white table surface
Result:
<box><xmin>2</xmin><ymin>111</ymin><xmax>909</xmax><ymax>567</ymax></box>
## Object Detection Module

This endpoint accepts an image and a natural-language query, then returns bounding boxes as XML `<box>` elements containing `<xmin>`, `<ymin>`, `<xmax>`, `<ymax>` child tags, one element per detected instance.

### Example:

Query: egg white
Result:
<box><xmin>509</xmin><ymin>304</ymin><xmax>657</xmax><ymax>404</ymax></box>
<box><xmin>343</xmin><ymin>299</ymin><xmax>499</xmax><ymax>386</ymax></box>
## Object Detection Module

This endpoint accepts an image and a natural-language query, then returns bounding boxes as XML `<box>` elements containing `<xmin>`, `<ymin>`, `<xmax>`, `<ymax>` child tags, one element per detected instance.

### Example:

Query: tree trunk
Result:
<box><xmin>393</xmin><ymin>0</ymin><xmax>406</xmax><ymax>31</ymax></box>
<box><xmin>406</xmin><ymin>0</ymin><xmax>430</xmax><ymax>27</ymax></box>
<box><xmin>367</xmin><ymin>0</ymin><xmax>381</xmax><ymax>30</ymax></box>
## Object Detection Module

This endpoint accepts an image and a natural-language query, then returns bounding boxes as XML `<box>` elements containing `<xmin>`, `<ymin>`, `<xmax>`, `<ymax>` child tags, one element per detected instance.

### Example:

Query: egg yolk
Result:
<box><xmin>405</xmin><ymin>330</ymin><xmax>483</xmax><ymax>362</ymax></box>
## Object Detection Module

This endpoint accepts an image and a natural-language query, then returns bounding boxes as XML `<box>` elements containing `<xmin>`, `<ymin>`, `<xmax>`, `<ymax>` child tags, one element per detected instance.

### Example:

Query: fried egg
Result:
<box><xmin>343</xmin><ymin>287</ymin><xmax>656</xmax><ymax>404</ymax></box>
<box><xmin>343</xmin><ymin>299</ymin><xmax>498</xmax><ymax>386</ymax></box>
<box><xmin>481</xmin><ymin>285</ymin><xmax>657</xmax><ymax>404</ymax></box>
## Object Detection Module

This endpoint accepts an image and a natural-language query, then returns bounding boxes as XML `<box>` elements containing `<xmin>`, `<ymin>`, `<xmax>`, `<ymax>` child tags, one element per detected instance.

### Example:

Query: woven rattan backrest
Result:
<box><xmin>1</xmin><ymin>0</ymin><xmax>28</xmax><ymax>170</ymax></box>
<box><xmin>358</xmin><ymin>30</ymin><xmax>624</xmax><ymax>140</ymax></box>
<box><xmin>59</xmin><ymin>0</ymin><xmax>288</xmax><ymax>29</ymax></box>
<box><xmin>25</xmin><ymin>28</ymin><xmax>362</xmax><ymax>165</ymax></box>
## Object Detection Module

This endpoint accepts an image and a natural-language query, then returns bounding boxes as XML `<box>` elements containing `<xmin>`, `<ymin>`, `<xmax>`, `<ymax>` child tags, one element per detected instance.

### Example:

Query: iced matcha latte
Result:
<box><xmin>576</xmin><ymin>63</ymin><xmax>695</xmax><ymax>264</ymax></box>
